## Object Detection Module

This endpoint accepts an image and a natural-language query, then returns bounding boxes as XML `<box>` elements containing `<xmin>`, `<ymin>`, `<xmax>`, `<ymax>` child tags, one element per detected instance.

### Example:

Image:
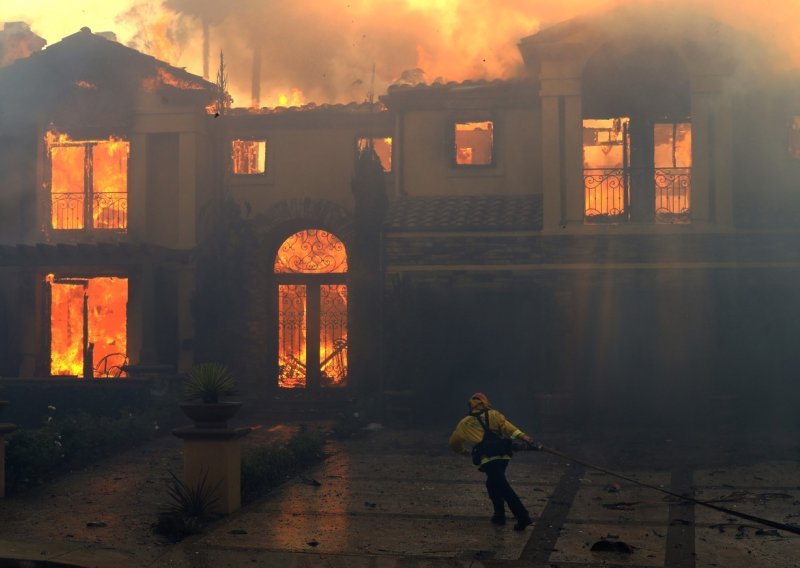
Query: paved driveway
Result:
<box><xmin>157</xmin><ymin>426</ymin><xmax>800</xmax><ymax>567</ymax></box>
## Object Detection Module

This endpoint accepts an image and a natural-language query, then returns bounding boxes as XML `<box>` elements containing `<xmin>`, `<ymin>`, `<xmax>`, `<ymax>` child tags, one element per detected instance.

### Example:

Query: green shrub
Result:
<box><xmin>5</xmin><ymin>407</ymin><xmax>159</xmax><ymax>492</ymax></box>
<box><xmin>155</xmin><ymin>471</ymin><xmax>220</xmax><ymax>542</ymax></box>
<box><xmin>241</xmin><ymin>426</ymin><xmax>325</xmax><ymax>503</ymax></box>
<box><xmin>330</xmin><ymin>410</ymin><xmax>370</xmax><ymax>439</ymax></box>
<box><xmin>184</xmin><ymin>363</ymin><xmax>236</xmax><ymax>403</ymax></box>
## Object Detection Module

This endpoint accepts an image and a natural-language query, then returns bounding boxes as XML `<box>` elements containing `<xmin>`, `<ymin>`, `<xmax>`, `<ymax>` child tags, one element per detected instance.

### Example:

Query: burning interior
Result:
<box><xmin>47</xmin><ymin>131</ymin><xmax>129</xmax><ymax>231</ymax></box>
<box><xmin>47</xmin><ymin>274</ymin><xmax>128</xmax><ymax>379</ymax></box>
<box><xmin>231</xmin><ymin>139</ymin><xmax>266</xmax><ymax>175</ymax></box>
<box><xmin>454</xmin><ymin>121</ymin><xmax>493</xmax><ymax>166</ymax></box>
<box><xmin>275</xmin><ymin>229</ymin><xmax>348</xmax><ymax>389</ymax></box>
<box><xmin>583</xmin><ymin>118</ymin><xmax>691</xmax><ymax>223</ymax></box>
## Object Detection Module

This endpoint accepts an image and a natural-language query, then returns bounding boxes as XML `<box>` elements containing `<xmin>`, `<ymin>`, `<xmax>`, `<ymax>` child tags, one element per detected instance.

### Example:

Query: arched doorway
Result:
<box><xmin>274</xmin><ymin>229</ymin><xmax>348</xmax><ymax>390</ymax></box>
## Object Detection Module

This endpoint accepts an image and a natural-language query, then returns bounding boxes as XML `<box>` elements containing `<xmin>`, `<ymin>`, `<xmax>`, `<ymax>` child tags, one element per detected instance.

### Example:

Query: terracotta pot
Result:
<box><xmin>179</xmin><ymin>401</ymin><xmax>243</xmax><ymax>428</ymax></box>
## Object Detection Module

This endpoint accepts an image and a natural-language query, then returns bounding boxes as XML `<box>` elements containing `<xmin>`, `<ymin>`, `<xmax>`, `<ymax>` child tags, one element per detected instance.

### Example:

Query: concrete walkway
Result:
<box><xmin>157</xmin><ymin>427</ymin><xmax>799</xmax><ymax>568</ymax></box>
<box><xmin>1</xmin><ymin>425</ymin><xmax>798</xmax><ymax>567</ymax></box>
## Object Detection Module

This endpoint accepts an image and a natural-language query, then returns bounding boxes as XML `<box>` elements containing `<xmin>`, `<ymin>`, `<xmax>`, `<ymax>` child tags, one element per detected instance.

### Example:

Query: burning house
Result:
<box><xmin>0</xmin><ymin>28</ymin><xmax>215</xmax><ymax>397</ymax></box>
<box><xmin>0</xmin><ymin>5</ymin><xmax>798</xmax><ymax>427</ymax></box>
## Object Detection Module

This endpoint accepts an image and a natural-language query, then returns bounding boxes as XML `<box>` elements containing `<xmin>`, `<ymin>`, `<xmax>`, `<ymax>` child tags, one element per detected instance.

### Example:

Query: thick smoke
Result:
<box><xmin>112</xmin><ymin>0</ymin><xmax>798</xmax><ymax>108</ymax></box>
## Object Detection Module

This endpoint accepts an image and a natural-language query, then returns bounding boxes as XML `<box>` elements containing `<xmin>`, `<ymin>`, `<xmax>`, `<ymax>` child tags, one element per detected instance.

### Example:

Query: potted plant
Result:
<box><xmin>179</xmin><ymin>363</ymin><xmax>242</xmax><ymax>428</ymax></box>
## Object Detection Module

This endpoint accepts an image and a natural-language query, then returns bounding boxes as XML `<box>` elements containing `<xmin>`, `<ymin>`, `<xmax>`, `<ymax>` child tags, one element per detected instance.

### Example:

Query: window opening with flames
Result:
<box><xmin>231</xmin><ymin>139</ymin><xmax>267</xmax><ymax>174</ymax></box>
<box><xmin>47</xmin><ymin>131</ymin><xmax>129</xmax><ymax>231</ymax></box>
<box><xmin>583</xmin><ymin>117</ymin><xmax>630</xmax><ymax>222</ymax></box>
<box><xmin>583</xmin><ymin>118</ymin><xmax>691</xmax><ymax>223</ymax></box>
<box><xmin>274</xmin><ymin>229</ymin><xmax>348</xmax><ymax>390</ymax></box>
<box><xmin>653</xmin><ymin>121</ymin><xmax>692</xmax><ymax>223</ymax></box>
<box><xmin>357</xmin><ymin>137</ymin><xmax>392</xmax><ymax>172</ymax></box>
<box><xmin>47</xmin><ymin>274</ymin><xmax>128</xmax><ymax>379</ymax></box>
<box><xmin>455</xmin><ymin>121</ymin><xmax>493</xmax><ymax>166</ymax></box>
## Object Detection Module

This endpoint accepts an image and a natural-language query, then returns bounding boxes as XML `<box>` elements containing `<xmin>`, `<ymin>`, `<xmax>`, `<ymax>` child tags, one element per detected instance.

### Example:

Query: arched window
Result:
<box><xmin>274</xmin><ymin>229</ymin><xmax>348</xmax><ymax>389</ymax></box>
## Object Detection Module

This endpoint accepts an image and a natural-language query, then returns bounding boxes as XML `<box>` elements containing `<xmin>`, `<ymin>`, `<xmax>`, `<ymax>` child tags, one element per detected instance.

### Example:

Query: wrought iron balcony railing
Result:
<box><xmin>584</xmin><ymin>167</ymin><xmax>691</xmax><ymax>224</ymax></box>
<box><xmin>51</xmin><ymin>192</ymin><xmax>128</xmax><ymax>231</ymax></box>
<box><xmin>584</xmin><ymin>168</ymin><xmax>629</xmax><ymax>223</ymax></box>
<box><xmin>654</xmin><ymin>167</ymin><xmax>691</xmax><ymax>224</ymax></box>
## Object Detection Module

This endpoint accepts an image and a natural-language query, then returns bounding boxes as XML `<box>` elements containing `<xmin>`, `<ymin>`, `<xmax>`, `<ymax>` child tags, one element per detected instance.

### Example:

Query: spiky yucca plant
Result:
<box><xmin>183</xmin><ymin>363</ymin><xmax>236</xmax><ymax>403</ymax></box>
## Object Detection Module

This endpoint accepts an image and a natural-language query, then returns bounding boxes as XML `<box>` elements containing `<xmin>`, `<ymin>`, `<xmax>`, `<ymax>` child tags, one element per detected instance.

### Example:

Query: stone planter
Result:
<box><xmin>178</xmin><ymin>401</ymin><xmax>243</xmax><ymax>429</ymax></box>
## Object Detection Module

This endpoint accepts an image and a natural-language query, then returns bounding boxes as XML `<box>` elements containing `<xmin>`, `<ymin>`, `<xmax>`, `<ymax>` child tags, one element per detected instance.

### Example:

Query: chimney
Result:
<box><xmin>251</xmin><ymin>45</ymin><xmax>262</xmax><ymax>108</ymax></box>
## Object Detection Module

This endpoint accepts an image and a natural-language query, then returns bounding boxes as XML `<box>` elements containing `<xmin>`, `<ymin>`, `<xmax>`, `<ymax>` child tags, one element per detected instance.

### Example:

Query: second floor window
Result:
<box><xmin>454</xmin><ymin>121</ymin><xmax>493</xmax><ymax>166</ymax></box>
<box><xmin>583</xmin><ymin>117</ymin><xmax>692</xmax><ymax>224</ymax></box>
<box><xmin>47</xmin><ymin>132</ymin><xmax>129</xmax><ymax>231</ymax></box>
<box><xmin>231</xmin><ymin>139</ymin><xmax>267</xmax><ymax>174</ymax></box>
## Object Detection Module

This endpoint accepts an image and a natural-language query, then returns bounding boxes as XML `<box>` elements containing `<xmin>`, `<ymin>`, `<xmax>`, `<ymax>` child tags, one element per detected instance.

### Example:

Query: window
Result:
<box><xmin>653</xmin><ymin>121</ymin><xmax>692</xmax><ymax>223</ymax></box>
<box><xmin>582</xmin><ymin>117</ymin><xmax>692</xmax><ymax>224</ymax></box>
<box><xmin>583</xmin><ymin>118</ymin><xmax>629</xmax><ymax>222</ymax></box>
<box><xmin>231</xmin><ymin>139</ymin><xmax>266</xmax><ymax>174</ymax></box>
<box><xmin>274</xmin><ymin>229</ymin><xmax>348</xmax><ymax>390</ymax></box>
<box><xmin>47</xmin><ymin>132</ymin><xmax>129</xmax><ymax>231</ymax></box>
<box><xmin>790</xmin><ymin>116</ymin><xmax>800</xmax><ymax>159</ymax></box>
<box><xmin>47</xmin><ymin>274</ymin><xmax>128</xmax><ymax>378</ymax></box>
<box><xmin>454</xmin><ymin>121</ymin><xmax>493</xmax><ymax>166</ymax></box>
<box><xmin>357</xmin><ymin>137</ymin><xmax>392</xmax><ymax>172</ymax></box>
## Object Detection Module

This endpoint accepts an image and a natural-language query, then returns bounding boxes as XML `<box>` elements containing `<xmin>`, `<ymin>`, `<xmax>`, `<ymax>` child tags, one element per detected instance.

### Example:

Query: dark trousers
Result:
<box><xmin>481</xmin><ymin>459</ymin><xmax>529</xmax><ymax>520</ymax></box>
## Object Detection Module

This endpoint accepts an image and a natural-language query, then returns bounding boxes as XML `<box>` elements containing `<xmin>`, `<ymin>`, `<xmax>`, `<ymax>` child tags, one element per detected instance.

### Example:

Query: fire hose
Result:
<box><xmin>516</xmin><ymin>441</ymin><xmax>800</xmax><ymax>536</ymax></box>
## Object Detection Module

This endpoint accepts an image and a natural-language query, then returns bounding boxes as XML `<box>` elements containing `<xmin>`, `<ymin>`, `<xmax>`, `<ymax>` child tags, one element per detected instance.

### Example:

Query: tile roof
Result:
<box><xmin>384</xmin><ymin>194</ymin><xmax>543</xmax><ymax>232</ymax></box>
<box><xmin>386</xmin><ymin>78</ymin><xmax>521</xmax><ymax>94</ymax></box>
<box><xmin>229</xmin><ymin>101</ymin><xmax>386</xmax><ymax>116</ymax></box>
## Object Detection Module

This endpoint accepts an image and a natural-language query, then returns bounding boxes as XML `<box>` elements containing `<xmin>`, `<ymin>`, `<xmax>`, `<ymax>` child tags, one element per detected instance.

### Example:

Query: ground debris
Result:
<box><xmin>299</xmin><ymin>474</ymin><xmax>322</xmax><ymax>486</ymax></box>
<box><xmin>590</xmin><ymin>539</ymin><xmax>634</xmax><ymax>554</ymax></box>
<box><xmin>603</xmin><ymin>501</ymin><xmax>640</xmax><ymax>510</ymax></box>
<box><xmin>85</xmin><ymin>521</ymin><xmax>107</xmax><ymax>528</ymax></box>
<box><xmin>307</xmin><ymin>540</ymin><xmax>319</xmax><ymax>547</ymax></box>
<box><xmin>606</xmin><ymin>483</ymin><xmax>622</xmax><ymax>493</ymax></box>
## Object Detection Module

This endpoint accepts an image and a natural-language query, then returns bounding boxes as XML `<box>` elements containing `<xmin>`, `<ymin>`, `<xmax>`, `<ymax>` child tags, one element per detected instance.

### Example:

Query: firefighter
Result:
<box><xmin>449</xmin><ymin>392</ymin><xmax>539</xmax><ymax>530</ymax></box>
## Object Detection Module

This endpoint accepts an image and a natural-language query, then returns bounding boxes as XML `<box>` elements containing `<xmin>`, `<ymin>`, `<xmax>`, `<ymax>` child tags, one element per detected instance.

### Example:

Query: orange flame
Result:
<box><xmin>142</xmin><ymin>68</ymin><xmax>205</xmax><ymax>92</ymax></box>
<box><xmin>46</xmin><ymin>130</ymin><xmax>129</xmax><ymax>231</ymax></box>
<box><xmin>275</xmin><ymin>230</ymin><xmax>348</xmax><ymax>388</ymax></box>
<box><xmin>48</xmin><ymin>275</ymin><xmax>128</xmax><ymax>379</ymax></box>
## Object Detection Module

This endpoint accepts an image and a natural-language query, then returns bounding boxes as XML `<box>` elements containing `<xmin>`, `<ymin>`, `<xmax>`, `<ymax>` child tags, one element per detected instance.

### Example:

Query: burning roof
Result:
<box><xmin>0</xmin><ymin>27</ymin><xmax>217</xmax><ymax>132</ymax></box>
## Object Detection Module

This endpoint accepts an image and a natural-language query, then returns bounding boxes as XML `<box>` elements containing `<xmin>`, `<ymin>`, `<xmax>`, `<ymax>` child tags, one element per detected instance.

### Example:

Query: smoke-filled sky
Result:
<box><xmin>4</xmin><ymin>0</ymin><xmax>800</xmax><ymax>108</ymax></box>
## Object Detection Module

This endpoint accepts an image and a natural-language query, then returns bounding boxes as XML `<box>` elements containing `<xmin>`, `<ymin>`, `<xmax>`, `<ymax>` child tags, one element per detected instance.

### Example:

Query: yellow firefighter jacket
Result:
<box><xmin>449</xmin><ymin>408</ymin><xmax>526</xmax><ymax>467</ymax></box>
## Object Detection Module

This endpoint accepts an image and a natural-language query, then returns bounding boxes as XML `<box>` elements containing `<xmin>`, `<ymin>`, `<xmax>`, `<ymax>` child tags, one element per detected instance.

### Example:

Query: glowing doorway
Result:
<box><xmin>274</xmin><ymin>229</ymin><xmax>348</xmax><ymax>389</ymax></box>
